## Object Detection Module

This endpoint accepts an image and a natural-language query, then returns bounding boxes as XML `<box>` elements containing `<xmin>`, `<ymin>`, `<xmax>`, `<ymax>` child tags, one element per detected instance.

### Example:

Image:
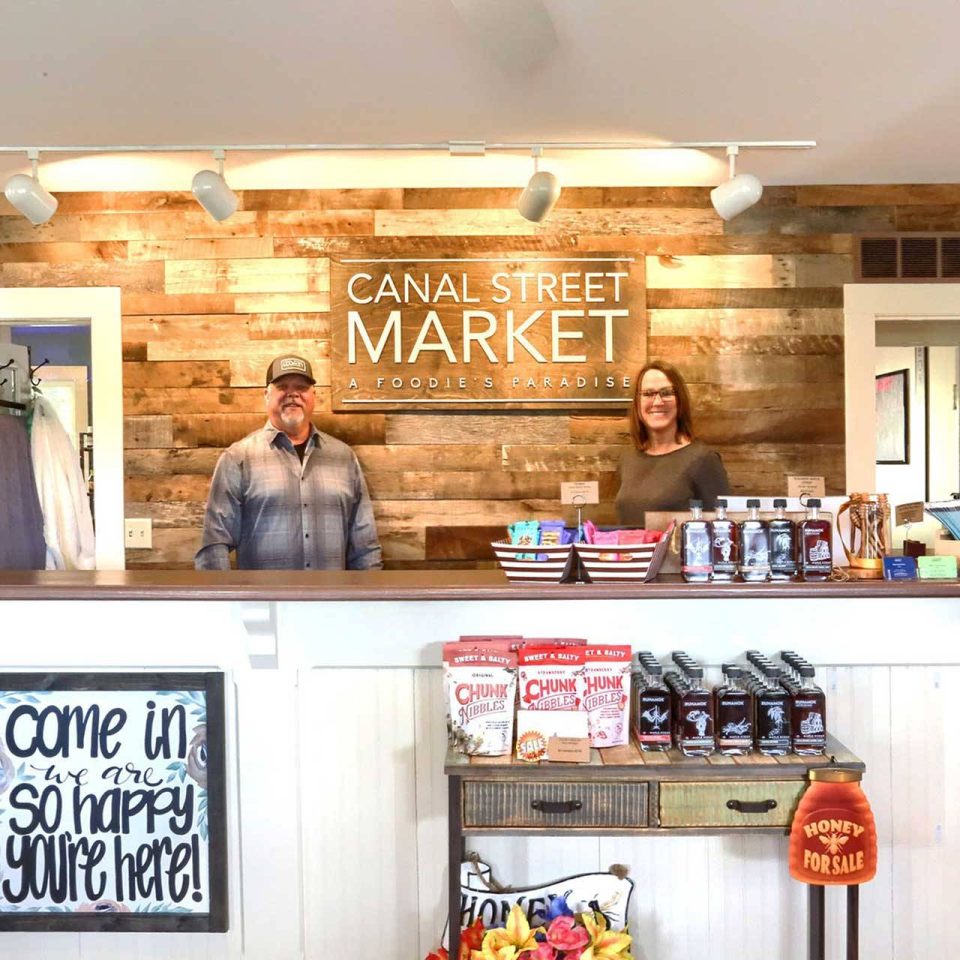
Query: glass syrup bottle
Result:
<box><xmin>716</xmin><ymin>665</ymin><xmax>753</xmax><ymax>755</ymax></box>
<box><xmin>636</xmin><ymin>659</ymin><xmax>672</xmax><ymax>752</ymax></box>
<box><xmin>769</xmin><ymin>498</ymin><xmax>797</xmax><ymax>581</ymax></box>
<box><xmin>756</xmin><ymin>665</ymin><xmax>792</xmax><ymax>755</ymax></box>
<box><xmin>739</xmin><ymin>499</ymin><xmax>770</xmax><ymax>582</ymax></box>
<box><xmin>799</xmin><ymin>498</ymin><xmax>832</xmax><ymax>581</ymax></box>
<box><xmin>681</xmin><ymin>500</ymin><xmax>712</xmax><ymax>583</ymax></box>
<box><xmin>675</xmin><ymin>664</ymin><xmax>715</xmax><ymax>757</ymax></box>
<box><xmin>790</xmin><ymin>663</ymin><xmax>827</xmax><ymax>756</ymax></box>
<box><xmin>710</xmin><ymin>498</ymin><xmax>739</xmax><ymax>582</ymax></box>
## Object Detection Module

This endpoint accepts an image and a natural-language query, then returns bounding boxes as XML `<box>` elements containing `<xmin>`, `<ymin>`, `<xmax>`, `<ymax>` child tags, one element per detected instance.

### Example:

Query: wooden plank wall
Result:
<box><xmin>3</xmin><ymin>183</ymin><xmax>955</xmax><ymax>568</ymax></box>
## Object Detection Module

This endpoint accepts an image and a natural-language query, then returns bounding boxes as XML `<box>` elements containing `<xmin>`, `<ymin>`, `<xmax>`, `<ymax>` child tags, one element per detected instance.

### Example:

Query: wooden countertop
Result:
<box><xmin>1</xmin><ymin>569</ymin><xmax>959</xmax><ymax>601</ymax></box>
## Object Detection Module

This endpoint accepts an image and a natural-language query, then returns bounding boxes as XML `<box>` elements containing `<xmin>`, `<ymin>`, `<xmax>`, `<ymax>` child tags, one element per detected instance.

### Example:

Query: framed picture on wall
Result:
<box><xmin>0</xmin><ymin>672</ymin><xmax>227</xmax><ymax>932</ymax></box>
<box><xmin>876</xmin><ymin>368</ymin><xmax>909</xmax><ymax>464</ymax></box>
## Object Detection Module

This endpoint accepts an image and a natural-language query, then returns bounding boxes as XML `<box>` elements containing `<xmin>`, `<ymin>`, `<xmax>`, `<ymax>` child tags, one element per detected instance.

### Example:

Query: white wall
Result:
<box><xmin>1</xmin><ymin>595</ymin><xmax>960</xmax><ymax>960</ymax></box>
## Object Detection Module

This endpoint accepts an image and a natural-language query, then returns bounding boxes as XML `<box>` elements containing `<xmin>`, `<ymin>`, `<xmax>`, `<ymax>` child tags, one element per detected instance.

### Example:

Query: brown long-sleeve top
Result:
<box><xmin>615</xmin><ymin>440</ymin><xmax>731</xmax><ymax>525</ymax></box>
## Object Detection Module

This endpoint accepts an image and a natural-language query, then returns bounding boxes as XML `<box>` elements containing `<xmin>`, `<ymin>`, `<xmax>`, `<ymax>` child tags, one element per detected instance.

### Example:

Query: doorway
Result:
<box><xmin>0</xmin><ymin>288</ymin><xmax>123</xmax><ymax>569</ymax></box>
<box><xmin>844</xmin><ymin>284</ymin><xmax>960</xmax><ymax>550</ymax></box>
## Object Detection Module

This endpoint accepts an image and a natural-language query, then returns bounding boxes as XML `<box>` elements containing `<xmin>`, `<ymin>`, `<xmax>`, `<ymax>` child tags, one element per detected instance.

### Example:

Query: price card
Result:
<box><xmin>918</xmin><ymin>555</ymin><xmax>959</xmax><ymax>579</ymax></box>
<box><xmin>561</xmin><ymin>481</ymin><xmax>599</xmax><ymax>505</ymax></box>
<box><xmin>787</xmin><ymin>476</ymin><xmax>826</xmax><ymax>499</ymax></box>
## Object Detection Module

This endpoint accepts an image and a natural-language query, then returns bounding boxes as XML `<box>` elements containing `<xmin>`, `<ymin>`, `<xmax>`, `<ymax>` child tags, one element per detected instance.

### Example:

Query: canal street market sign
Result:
<box><xmin>330</xmin><ymin>255</ymin><xmax>646</xmax><ymax>410</ymax></box>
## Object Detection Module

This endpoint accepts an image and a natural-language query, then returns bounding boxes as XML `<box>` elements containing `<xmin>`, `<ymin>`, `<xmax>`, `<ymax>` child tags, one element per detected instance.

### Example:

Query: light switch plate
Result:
<box><xmin>125</xmin><ymin>518</ymin><xmax>153</xmax><ymax>549</ymax></box>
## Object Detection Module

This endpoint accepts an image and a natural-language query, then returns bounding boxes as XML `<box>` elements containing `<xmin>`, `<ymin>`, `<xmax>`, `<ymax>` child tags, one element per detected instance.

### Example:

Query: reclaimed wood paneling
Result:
<box><xmin>10</xmin><ymin>182</ymin><xmax>950</xmax><ymax>566</ymax></box>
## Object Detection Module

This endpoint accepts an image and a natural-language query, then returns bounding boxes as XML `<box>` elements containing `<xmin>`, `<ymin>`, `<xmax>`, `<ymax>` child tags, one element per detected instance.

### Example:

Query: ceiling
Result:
<box><xmin>1</xmin><ymin>0</ymin><xmax>958</xmax><ymax>188</ymax></box>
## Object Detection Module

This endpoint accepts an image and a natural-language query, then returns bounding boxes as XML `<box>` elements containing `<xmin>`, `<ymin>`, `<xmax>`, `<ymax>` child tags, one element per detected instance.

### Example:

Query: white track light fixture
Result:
<box><xmin>4</xmin><ymin>150</ymin><xmax>58</xmax><ymax>225</ymax></box>
<box><xmin>517</xmin><ymin>146</ymin><xmax>561</xmax><ymax>223</ymax></box>
<box><xmin>710</xmin><ymin>145</ymin><xmax>763</xmax><ymax>221</ymax></box>
<box><xmin>191</xmin><ymin>149</ymin><xmax>238</xmax><ymax>221</ymax></box>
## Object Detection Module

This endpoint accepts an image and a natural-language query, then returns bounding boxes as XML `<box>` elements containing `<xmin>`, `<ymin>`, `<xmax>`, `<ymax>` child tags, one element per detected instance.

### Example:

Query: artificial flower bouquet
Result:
<box><xmin>426</xmin><ymin>901</ymin><xmax>632</xmax><ymax>960</ymax></box>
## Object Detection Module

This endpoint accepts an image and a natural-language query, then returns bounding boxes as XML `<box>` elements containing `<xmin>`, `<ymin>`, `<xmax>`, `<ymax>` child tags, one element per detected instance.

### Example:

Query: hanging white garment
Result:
<box><xmin>29</xmin><ymin>394</ymin><xmax>96</xmax><ymax>570</ymax></box>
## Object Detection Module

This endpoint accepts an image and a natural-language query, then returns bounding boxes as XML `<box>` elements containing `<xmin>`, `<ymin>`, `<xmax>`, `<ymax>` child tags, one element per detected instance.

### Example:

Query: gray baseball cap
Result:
<box><xmin>265</xmin><ymin>355</ymin><xmax>316</xmax><ymax>386</ymax></box>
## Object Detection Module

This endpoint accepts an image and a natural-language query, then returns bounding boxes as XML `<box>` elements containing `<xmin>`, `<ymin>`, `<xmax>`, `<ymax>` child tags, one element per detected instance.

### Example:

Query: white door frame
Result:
<box><xmin>844</xmin><ymin>283</ymin><xmax>960</xmax><ymax>493</ymax></box>
<box><xmin>0</xmin><ymin>287</ymin><xmax>124</xmax><ymax>570</ymax></box>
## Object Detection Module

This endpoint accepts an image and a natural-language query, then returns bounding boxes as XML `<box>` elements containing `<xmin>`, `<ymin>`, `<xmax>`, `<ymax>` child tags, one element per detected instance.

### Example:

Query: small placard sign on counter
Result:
<box><xmin>883</xmin><ymin>556</ymin><xmax>918</xmax><ymax>581</ymax></box>
<box><xmin>561</xmin><ymin>481</ymin><xmax>599</xmax><ymax>506</ymax></box>
<box><xmin>918</xmin><ymin>555</ymin><xmax>959</xmax><ymax>579</ymax></box>
<box><xmin>787</xmin><ymin>476</ymin><xmax>826</xmax><ymax>499</ymax></box>
<box><xmin>0</xmin><ymin>672</ymin><xmax>227</xmax><ymax>932</ymax></box>
<box><xmin>895</xmin><ymin>502</ymin><xmax>925</xmax><ymax>526</ymax></box>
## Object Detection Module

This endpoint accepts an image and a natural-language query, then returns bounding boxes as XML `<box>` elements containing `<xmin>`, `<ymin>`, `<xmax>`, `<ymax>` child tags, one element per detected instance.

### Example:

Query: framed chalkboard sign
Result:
<box><xmin>0</xmin><ymin>672</ymin><xmax>227</xmax><ymax>932</ymax></box>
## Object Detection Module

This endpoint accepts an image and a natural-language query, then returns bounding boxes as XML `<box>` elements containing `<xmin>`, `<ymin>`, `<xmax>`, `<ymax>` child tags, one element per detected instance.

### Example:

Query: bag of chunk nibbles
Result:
<box><xmin>518</xmin><ymin>645</ymin><xmax>586</xmax><ymax>711</ymax></box>
<box><xmin>579</xmin><ymin>645</ymin><xmax>632</xmax><ymax>747</ymax></box>
<box><xmin>443</xmin><ymin>643</ymin><xmax>517</xmax><ymax>756</ymax></box>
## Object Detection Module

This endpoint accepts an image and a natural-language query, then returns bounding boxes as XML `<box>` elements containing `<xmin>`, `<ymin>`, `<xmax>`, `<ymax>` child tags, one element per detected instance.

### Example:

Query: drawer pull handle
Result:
<box><xmin>531</xmin><ymin>799</ymin><xmax>583</xmax><ymax>814</ymax></box>
<box><xmin>726</xmin><ymin>798</ymin><xmax>778</xmax><ymax>814</ymax></box>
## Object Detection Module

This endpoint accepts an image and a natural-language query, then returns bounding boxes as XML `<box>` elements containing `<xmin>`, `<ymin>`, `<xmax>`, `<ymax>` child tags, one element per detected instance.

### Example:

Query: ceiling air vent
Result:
<box><xmin>856</xmin><ymin>234</ymin><xmax>960</xmax><ymax>281</ymax></box>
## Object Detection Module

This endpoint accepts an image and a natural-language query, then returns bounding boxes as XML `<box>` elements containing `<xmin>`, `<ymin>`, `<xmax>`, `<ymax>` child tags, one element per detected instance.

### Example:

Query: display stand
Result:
<box><xmin>445</xmin><ymin>735</ymin><xmax>864</xmax><ymax>958</ymax></box>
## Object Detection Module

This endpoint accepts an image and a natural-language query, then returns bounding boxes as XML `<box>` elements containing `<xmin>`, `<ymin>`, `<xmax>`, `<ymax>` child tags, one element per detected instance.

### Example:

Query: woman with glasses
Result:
<box><xmin>616</xmin><ymin>359</ymin><xmax>730</xmax><ymax>524</ymax></box>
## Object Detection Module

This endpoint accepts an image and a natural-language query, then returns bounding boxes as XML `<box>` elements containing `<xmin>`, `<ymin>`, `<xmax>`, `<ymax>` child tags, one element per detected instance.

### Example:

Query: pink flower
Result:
<box><xmin>529</xmin><ymin>943</ymin><xmax>557</xmax><ymax>960</ymax></box>
<box><xmin>546</xmin><ymin>916</ymin><xmax>589</xmax><ymax>953</ymax></box>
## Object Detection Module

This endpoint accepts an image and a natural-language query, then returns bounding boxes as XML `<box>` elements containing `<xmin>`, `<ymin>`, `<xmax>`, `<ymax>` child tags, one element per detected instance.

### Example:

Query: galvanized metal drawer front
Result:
<box><xmin>463</xmin><ymin>780</ymin><xmax>649</xmax><ymax>828</ymax></box>
<box><xmin>659</xmin><ymin>780</ymin><xmax>804</xmax><ymax>828</ymax></box>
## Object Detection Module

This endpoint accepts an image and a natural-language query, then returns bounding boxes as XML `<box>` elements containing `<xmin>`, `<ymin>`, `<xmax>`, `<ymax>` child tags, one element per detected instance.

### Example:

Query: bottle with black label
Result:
<box><xmin>791</xmin><ymin>663</ymin><xmax>827</xmax><ymax>755</ymax></box>
<box><xmin>681</xmin><ymin>500</ymin><xmax>712</xmax><ymax>583</ymax></box>
<box><xmin>716</xmin><ymin>665</ymin><xmax>754</xmax><ymax>755</ymax></box>
<box><xmin>756</xmin><ymin>665</ymin><xmax>792</xmax><ymax>755</ymax></box>
<box><xmin>636</xmin><ymin>658</ymin><xmax>672</xmax><ymax>752</ymax></box>
<box><xmin>739</xmin><ymin>499</ymin><xmax>770</xmax><ymax>582</ymax></box>
<box><xmin>769</xmin><ymin>498</ymin><xmax>797</xmax><ymax>581</ymax></box>
<box><xmin>799</xmin><ymin>498</ymin><xmax>832</xmax><ymax>581</ymax></box>
<box><xmin>673</xmin><ymin>662</ymin><xmax>715</xmax><ymax>757</ymax></box>
<box><xmin>710</xmin><ymin>499</ymin><xmax>739</xmax><ymax>581</ymax></box>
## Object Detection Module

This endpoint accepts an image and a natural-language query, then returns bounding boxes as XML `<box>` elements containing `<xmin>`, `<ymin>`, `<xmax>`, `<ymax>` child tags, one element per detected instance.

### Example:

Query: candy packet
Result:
<box><xmin>507</xmin><ymin>520</ymin><xmax>540</xmax><ymax>560</ymax></box>
<box><xmin>591</xmin><ymin>529</ymin><xmax>621</xmax><ymax>561</ymax></box>
<box><xmin>617</xmin><ymin>528</ymin><xmax>663</xmax><ymax>560</ymax></box>
<box><xmin>537</xmin><ymin>519</ymin><xmax>567</xmax><ymax>560</ymax></box>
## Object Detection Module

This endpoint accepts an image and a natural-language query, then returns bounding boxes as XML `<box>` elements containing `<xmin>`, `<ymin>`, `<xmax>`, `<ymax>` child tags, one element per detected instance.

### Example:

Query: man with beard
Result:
<box><xmin>195</xmin><ymin>355</ymin><xmax>382</xmax><ymax>570</ymax></box>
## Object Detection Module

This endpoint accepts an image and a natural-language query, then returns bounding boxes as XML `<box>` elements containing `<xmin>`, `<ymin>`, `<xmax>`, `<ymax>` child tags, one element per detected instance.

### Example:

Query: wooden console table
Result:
<box><xmin>445</xmin><ymin>735</ymin><xmax>864</xmax><ymax>959</ymax></box>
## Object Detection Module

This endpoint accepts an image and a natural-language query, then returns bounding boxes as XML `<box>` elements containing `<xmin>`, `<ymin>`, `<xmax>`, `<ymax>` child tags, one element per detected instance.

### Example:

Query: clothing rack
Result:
<box><xmin>0</xmin><ymin>357</ymin><xmax>28</xmax><ymax>413</ymax></box>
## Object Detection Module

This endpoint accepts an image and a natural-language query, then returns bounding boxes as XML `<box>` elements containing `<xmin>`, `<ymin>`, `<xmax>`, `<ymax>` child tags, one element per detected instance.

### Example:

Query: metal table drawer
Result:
<box><xmin>463</xmin><ymin>779</ymin><xmax>650</xmax><ymax>829</ymax></box>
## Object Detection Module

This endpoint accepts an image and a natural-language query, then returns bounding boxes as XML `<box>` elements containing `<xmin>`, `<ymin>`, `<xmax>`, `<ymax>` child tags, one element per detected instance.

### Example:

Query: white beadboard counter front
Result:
<box><xmin>0</xmin><ymin>570</ymin><xmax>957</xmax><ymax>960</ymax></box>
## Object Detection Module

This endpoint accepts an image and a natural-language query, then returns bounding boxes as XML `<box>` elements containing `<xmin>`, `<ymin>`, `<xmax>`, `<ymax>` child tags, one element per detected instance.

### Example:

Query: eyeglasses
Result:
<box><xmin>640</xmin><ymin>387</ymin><xmax>676</xmax><ymax>401</ymax></box>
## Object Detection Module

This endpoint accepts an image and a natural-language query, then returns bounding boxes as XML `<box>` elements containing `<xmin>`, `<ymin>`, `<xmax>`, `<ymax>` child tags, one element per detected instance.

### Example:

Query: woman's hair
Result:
<box><xmin>628</xmin><ymin>360</ymin><xmax>695</xmax><ymax>451</ymax></box>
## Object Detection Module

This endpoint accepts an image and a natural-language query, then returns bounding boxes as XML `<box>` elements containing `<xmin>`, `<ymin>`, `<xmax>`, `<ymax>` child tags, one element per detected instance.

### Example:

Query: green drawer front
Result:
<box><xmin>659</xmin><ymin>780</ymin><xmax>803</xmax><ymax>828</ymax></box>
<box><xmin>464</xmin><ymin>780</ymin><xmax>649</xmax><ymax>829</ymax></box>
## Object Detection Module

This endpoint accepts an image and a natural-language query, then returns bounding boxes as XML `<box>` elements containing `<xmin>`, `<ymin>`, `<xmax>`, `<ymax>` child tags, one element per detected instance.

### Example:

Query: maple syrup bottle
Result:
<box><xmin>739</xmin><ymin>499</ymin><xmax>771</xmax><ymax>582</ymax></box>
<box><xmin>676</xmin><ymin>664</ymin><xmax>715</xmax><ymax>757</ymax></box>
<box><xmin>756</xmin><ymin>665</ymin><xmax>792</xmax><ymax>755</ymax></box>
<box><xmin>681</xmin><ymin>500</ymin><xmax>713</xmax><ymax>583</ymax></box>
<box><xmin>716</xmin><ymin>665</ymin><xmax>753</xmax><ymax>755</ymax></box>
<box><xmin>636</xmin><ymin>660</ymin><xmax>672</xmax><ymax>752</ymax></box>
<box><xmin>769</xmin><ymin>498</ymin><xmax>797</xmax><ymax>581</ymax></box>
<box><xmin>799</xmin><ymin>498</ymin><xmax>832</xmax><ymax>581</ymax></box>
<box><xmin>791</xmin><ymin>663</ymin><xmax>827</xmax><ymax>756</ymax></box>
<box><xmin>710</xmin><ymin>499</ymin><xmax>740</xmax><ymax>582</ymax></box>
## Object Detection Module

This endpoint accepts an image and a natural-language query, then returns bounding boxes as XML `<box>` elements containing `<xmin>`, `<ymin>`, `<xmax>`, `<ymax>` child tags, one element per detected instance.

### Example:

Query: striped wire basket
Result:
<box><xmin>491</xmin><ymin>541</ymin><xmax>575</xmax><ymax>583</ymax></box>
<box><xmin>574</xmin><ymin>521</ymin><xmax>676</xmax><ymax>583</ymax></box>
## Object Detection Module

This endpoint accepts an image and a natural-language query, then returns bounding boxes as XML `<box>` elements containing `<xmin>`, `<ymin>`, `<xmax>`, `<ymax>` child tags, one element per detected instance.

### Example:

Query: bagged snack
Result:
<box><xmin>583</xmin><ymin>519</ymin><xmax>598</xmax><ymax>544</ymax></box>
<box><xmin>617</xmin><ymin>528</ymin><xmax>663</xmax><ymax>560</ymax></box>
<box><xmin>537</xmin><ymin>519</ymin><xmax>567</xmax><ymax>560</ymax></box>
<box><xmin>518</xmin><ymin>645</ymin><xmax>586</xmax><ymax>711</ymax></box>
<box><xmin>507</xmin><ymin>520</ymin><xmax>540</xmax><ymax>560</ymax></box>
<box><xmin>591</xmin><ymin>529</ymin><xmax>621</xmax><ymax>561</ymax></box>
<box><xmin>443</xmin><ymin>644</ymin><xmax>517</xmax><ymax>756</ymax></box>
<box><xmin>580</xmin><ymin>645</ymin><xmax>632</xmax><ymax>747</ymax></box>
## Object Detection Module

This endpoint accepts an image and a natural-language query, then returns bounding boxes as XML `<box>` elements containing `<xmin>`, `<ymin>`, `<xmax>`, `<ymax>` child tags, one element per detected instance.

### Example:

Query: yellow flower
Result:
<box><xmin>579</xmin><ymin>911</ymin><xmax>633</xmax><ymax>960</ymax></box>
<box><xmin>480</xmin><ymin>905</ymin><xmax>543</xmax><ymax>957</ymax></box>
